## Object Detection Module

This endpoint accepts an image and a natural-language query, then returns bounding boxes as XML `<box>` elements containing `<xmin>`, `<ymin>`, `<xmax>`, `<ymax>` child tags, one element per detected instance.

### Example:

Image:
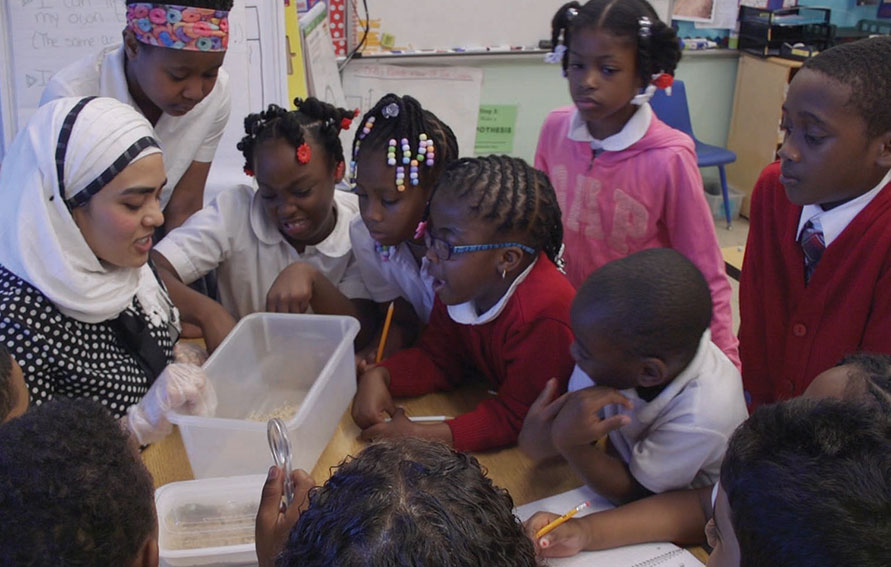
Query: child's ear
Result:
<box><xmin>129</xmin><ymin>535</ymin><xmax>159</xmax><ymax>567</ymax></box>
<box><xmin>123</xmin><ymin>28</ymin><xmax>140</xmax><ymax>60</ymax></box>
<box><xmin>334</xmin><ymin>160</ymin><xmax>345</xmax><ymax>183</ymax></box>
<box><xmin>873</xmin><ymin>130</ymin><xmax>891</xmax><ymax>169</ymax></box>
<box><xmin>638</xmin><ymin>357</ymin><xmax>668</xmax><ymax>388</ymax></box>
<box><xmin>497</xmin><ymin>247</ymin><xmax>525</xmax><ymax>277</ymax></box>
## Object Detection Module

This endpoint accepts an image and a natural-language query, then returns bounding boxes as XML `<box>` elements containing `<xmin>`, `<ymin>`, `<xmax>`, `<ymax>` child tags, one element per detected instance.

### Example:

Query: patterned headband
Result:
<box><xmin>127</xmin><ymin>3</ymin><xmax>229</xmax><ymax>52</ymax></box>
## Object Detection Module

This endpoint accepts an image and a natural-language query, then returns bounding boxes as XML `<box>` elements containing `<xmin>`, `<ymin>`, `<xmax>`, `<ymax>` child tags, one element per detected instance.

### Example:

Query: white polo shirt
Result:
<box><xmin>349</xmin><ymin>216</ymin><xmax>435</xmax><ymax>323</ymax></box>
<box><xmin>155</xmin><ymin>185</ymin><xmax>370</xmax><ymax>319</ymax></box>
<box><xmin>568</xmin><ymin>331</ymin><xmax>747</xmax><ymax>493</ymax></box>
<box><xmin>40</xmin><ymin>45</ymin><xmax>231</xmax><ymax>209</ymax></box>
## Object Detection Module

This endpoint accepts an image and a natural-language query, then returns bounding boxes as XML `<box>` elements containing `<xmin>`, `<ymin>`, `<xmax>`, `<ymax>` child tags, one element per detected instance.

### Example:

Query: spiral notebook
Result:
<box><xmin>515</xmin><ymin>486</ymin><xmax>704</xmax><ymax>567</ymax></box>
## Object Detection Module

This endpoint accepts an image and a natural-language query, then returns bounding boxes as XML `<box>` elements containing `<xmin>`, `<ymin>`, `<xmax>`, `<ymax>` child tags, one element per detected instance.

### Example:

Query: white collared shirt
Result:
<box><xmin>41</xmin><ymin>45</ymin><xmax>231</xmax><ymax>209</ymax></box>
<box><xmin>446</xmin><ymin>258</ymin><xmax>538</xmax><ymax>325</ymax></box>
<box><xmin>567</xmin><ymin>330</ymin><xmax>747</xmax><ymax>493</ymax></box>
<box><xmin>349</xmin><ymin>216</ymin><xmax>436</xmax><ymax>323</ymax></box>
<box><xmin>155</xmin><ymin>185</ymin><xmax>370</xmax><ymax>319</ymax></box>
<box><xmin>567</xmin><ymin>103</ymin><xmax>653</xmax><ymax>152</ymax></box>
<box><xmin>796</xmin><ymin>168</ymin><xmax>891</xmax><ymax>247</ymax></box>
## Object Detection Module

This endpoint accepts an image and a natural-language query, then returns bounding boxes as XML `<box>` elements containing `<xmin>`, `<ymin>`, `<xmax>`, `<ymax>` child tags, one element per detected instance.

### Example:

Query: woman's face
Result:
<box><xmin>72</xmin><ymin>153</ymin><xmax>166</xmax><ymax>268</ymax></box>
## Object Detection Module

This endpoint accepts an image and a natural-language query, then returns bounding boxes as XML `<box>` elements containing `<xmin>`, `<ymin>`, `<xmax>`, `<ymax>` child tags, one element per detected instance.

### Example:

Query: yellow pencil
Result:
<box><xmin>534</xmin><ymin>500</ymin><xmax>591</xmax><ymax>540</ymax></box>
<box><xmin>375</xmin><ymin>301</ymin><xmax>395</xmax><ymax>363</ymax></box>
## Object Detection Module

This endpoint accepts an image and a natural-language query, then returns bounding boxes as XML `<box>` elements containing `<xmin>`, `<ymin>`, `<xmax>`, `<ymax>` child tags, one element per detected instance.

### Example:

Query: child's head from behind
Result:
<box><xmin>551</xmin><ymin>0</ymin><xmax>680</xmax><ymax>136</ymax></box>
<box><xmin>571</xmin><ymin>248</ymin><xmax>711</xmax><ymax>390</ymax></box>
<box><xmin>238</xmin><ymin>98</ymin><xmax>355</xmax><ymax>250</ymax></box>
<box><xmin>424</xmin><ymin>155</ymin><xmax>563</xmax><ymax>312</ymax></box>
<box><xmin>0</xmin><ymin>398</ymin><xmax>157</xmax><ymax>567</ymax></box>
<box><xmin>279</xmin><ymin>438</ymin><xmax>537</xmax><ymax>567</ymax></box>
<box><xmin>778</xmin><ymin>36</ymin><xmax>891</xmax><ymax>206</ymax></box>
<box><xmin>710</xmin><ymin>398</ymin><xmax>891</xmax><ymax>567</ymax></box>
<box><xmin>805</xmin><ymin>352</ymin><xmax>891</xmax><ymax>410</ymax></box>
<box><xmin>123</xmin><ymin>1</ymin><xmax>234</xmax><ymax>117</ymax></box>
<box><xmin>351</xmin><ymin>94</ymin><xmax>458</xmax><ymax>247</ymax></box>
<box><xmin>0</xmin><ymin>344</ymin><xmax>28</xmax><ymax>423</ymax></box>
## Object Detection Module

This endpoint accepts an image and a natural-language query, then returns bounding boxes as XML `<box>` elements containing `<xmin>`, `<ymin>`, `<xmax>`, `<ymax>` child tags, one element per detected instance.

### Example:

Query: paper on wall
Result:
<box><xmin>341</xmin><ymin>63</ymin><xmax>484</xmax><ymax>159</ymax></box>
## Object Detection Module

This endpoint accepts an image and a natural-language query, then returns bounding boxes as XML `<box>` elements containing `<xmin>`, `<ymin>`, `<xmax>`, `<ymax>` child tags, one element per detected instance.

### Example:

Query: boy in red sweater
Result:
<box><xmin>739</xmin><ymin>36</ymin><xmax>891</xmax><ymax>407</ymax></box>
<box><xmin>351</xmin><ymin>156</ymin><xmax>575</xmax><ymax>452</ymax></box>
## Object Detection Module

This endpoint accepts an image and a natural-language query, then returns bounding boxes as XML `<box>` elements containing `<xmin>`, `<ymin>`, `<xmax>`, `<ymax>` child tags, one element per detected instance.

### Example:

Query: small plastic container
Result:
<box><xmin>705</xmin><ymin>185</ymin><xmax>744</xmax><ymax>221</ymax></box>
<box><xmin>168</xmin><ymin>313</ymin><xmax>359</xmax><ymax>479</ymax></box>
<box><xmin>156</xmin><ymin>474</ymin><xmax>265</xmax><ymax>567</ymax></box>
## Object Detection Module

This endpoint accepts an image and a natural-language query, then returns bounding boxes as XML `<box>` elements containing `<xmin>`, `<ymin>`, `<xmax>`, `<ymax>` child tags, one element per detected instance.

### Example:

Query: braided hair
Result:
<box><xmin>434</xmin><ymin>155</ymin><xmax>564</xmax><ymax>266</ymax></box>
<box><xmin>550</xmin><ymin>0</ymin><xmax>681</xmax><ymax>87</ymax></box>
<box><xmin>350</xmin><ymin>93</ymin><xmax>458</xmax><ymax>191</ymax></box>
<box><xmin>237</xmin><ymin>97</ymin><xmax>356</xmax><ymax>175</ymax></box>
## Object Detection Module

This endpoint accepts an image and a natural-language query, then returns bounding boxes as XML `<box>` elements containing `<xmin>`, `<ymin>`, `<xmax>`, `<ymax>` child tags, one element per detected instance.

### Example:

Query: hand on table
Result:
<box><xmin>524</xmin><ymin>512</ymin><xmax>588</xmax><ymax>558</ymax></box>
<box><xmin>351</xmin><ymin>366</ymin><xmax>396</xmax><ymax>428</ymax></box>
<box><xmin>255</xmin><ymin>465</ymin><xmax>314</xmax><ymax>567</ymax></box>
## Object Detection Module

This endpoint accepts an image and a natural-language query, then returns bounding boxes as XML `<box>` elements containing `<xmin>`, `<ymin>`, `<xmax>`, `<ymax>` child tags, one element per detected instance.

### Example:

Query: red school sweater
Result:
<box><xmin>379</xmin><ymin>255</ymin><xmax>576</xmax><ymax>452</ymax></box>
<box><xmin>739</xmin><ymin>162</ymin><xmax>891</xmax><ymax>407</ymax></box>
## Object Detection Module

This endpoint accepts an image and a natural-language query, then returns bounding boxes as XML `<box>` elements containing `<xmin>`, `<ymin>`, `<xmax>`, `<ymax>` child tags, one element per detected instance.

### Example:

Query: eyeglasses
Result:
<box><xmin>424</xmin><ymin>232</ymin><xmax>536</xmax><ymax>261</ymax></box>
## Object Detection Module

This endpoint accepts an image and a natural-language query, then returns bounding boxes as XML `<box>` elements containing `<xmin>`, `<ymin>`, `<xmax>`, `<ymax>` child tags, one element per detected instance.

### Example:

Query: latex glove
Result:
<box><xmin>127</xmin><ymin>363</ymin><xmax>217</xmax><ymax>445</ymax></box>
<box><xmin>173</xmin><ymin>341</ymin><xmax>209</xmax><ymax>366</ymax></box>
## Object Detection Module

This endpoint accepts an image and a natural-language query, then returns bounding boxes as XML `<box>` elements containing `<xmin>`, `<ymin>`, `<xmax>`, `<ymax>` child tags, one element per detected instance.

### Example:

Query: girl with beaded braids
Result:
<box><xmin>348</xmin><ymin>94</ymin><xmax>459</xmax><ymax>362</ymax></box>
<box><xmin>537</xmin><ymin>0</ymin><xmax>739</xmax><ymax>369</ymax></box>
<box><xmin>352</xmin><ymin>155</ymin><xmax>576</xmax><ymax>453</ymax></box>
<box><xmin>42</xmin><ymin>0</ymin><xmax>235</xmax><ymax>233</ymax></box>
<box><xmin>153</xmin><ymin>98</ymin><xmax>376</xmax><ymax>352</ymax></box>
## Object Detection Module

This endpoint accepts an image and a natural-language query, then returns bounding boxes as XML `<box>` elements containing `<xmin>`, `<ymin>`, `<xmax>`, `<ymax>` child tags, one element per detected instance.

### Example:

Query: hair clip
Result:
<box><xmin>638</xmin><ymin>16</ymin><xmax>652</xmax><ymax>39</ymax></box>
<box><xmin>341</xmin><ymin>116</ymin><xmax>353</xmax><ymax>130</ymax></box>
<box><xmin>567</xmin><ymin>7</ymin><xmax>578</xmax><ymax>19</ymax></box>
<box><xmin>382</xmin><ymin>102</ymin><xmax>400</xmax><ymax>119</ymax></box>
<box><xmin>544</xmin><ymin>43</ymin><xmax>567</xmax><ymax>64</ymax></box>
<box><xmin>296</xmin><ymin>143</ymin><xmax>312</xmax><ymax>164</ymax></box>
<box><xmin>413</xmin><ymin>219</ymin><xmax>427</xmax><ymax>240</ymax></box>
<box><xmin>631</xmin><ymin>71</ymin><xmax>674</xmax><ymax>105</ymax></box>
<box><xmin>243</xmin><ymin>166</ymin><xmax>254</xmax><ymax>177</ymax></box>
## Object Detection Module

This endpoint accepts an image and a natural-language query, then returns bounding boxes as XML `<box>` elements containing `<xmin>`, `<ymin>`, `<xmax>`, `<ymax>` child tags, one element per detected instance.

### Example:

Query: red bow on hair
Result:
<box><xmin>243</xmin><ymin>166</ymin><xmax>254</xmax><ymax>177</ymax></box>
<box><xmin>652</xmin><ymin>73</ymin><xmax>674</xmax><ymax>90</ymax></box>
<box><xmin>296</xmin><ymin>143</ymin><xmax>312</xmax><ymax>164</ymax></box>
<box><xmin>341</xmin><ymin>117</ymin><xmax>353</xmax><ymax>130</ymax></box>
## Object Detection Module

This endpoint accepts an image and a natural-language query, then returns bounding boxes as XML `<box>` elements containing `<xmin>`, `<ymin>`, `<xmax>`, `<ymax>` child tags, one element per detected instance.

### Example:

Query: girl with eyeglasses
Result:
<box><xmin>351</xmin><ymin>155</ymin><xmax>576</xmax><ymax>452</ymax></box>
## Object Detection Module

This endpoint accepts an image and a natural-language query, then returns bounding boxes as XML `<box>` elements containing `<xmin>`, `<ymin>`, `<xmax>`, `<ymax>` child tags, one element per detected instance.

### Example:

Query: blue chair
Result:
<box><xmin>649</xmin><ymin>80</ymin><xmax>737</xmax><ymax>229</ymax></box>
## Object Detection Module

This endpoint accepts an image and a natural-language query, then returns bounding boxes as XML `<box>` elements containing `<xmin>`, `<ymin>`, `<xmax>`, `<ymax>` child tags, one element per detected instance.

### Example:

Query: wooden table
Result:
<box><xmin>142</xmin><ymin>383</ymin><xmax>709</xmax><ymax>563</ymax></box>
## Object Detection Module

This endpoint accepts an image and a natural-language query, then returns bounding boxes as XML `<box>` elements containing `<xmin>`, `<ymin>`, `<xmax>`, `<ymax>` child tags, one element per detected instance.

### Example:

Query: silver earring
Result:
<box><xmin>501</xmin><ymin>268</ymin><xmax>507</xmax><ymax>280</ymax></box>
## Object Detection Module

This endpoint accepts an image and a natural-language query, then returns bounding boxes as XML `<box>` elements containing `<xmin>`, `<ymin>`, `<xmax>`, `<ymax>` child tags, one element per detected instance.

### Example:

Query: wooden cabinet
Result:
<box><xmin>726</xmin><ymin>53</ymin><xmax>802</xmax><ymax>216</ymax></box>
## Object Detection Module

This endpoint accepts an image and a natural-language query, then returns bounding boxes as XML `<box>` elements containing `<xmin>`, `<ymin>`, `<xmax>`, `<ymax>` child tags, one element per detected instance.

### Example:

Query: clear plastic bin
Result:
<box><xmin>168</xmin><ymin>313</ymin><xmax>360</xmax><ymax>479</ymax></box>
<box><xmin>156</xmin><ymin>474</ymin><xmax>265</xmax><ymax>567</ymax></box>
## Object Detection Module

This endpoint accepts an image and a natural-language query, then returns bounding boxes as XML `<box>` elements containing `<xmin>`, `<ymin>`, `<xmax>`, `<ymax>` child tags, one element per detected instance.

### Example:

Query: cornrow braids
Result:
<box><xmin>551</xmin><ymin>0</ymin><xmax>681</xmax><ymax>86</ymax></box>
<box><xmin>237</xmin><ymin>97</ymin><xmax>355</xmax><ymax>175</ymax></box>
<box><xmin>434</xmin><ymin>155</ymin><xmax>564</xmax><ymax>266</ymax></box>
<box><xmin>350</xmin><ymin>93</ymin><xmax>458</xmax><ymax>192</ymax></box>
<box><xmin>126</xmin><ymin>0</ymin><xmax>234</xmax><ymax>9</ymax></box>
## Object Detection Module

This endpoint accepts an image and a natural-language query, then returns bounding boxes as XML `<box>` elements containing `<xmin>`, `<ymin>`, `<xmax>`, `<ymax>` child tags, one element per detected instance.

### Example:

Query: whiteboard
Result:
<box><xmin>0</xmin><ymin>0</ymin><xmax>289</xmax><ymax>174</ymax></box>
<box><xmin>355</xmin><ymin>0</ymin><xmax>674</xmax><ymax>51</ymax></box>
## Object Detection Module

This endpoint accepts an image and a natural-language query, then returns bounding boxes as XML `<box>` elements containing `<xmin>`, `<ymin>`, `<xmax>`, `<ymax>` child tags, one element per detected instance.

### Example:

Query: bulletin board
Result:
<box><xmin>351</xmin><ymin>0</ymin><xmax>674</xmax><ymax>52</ymax></box>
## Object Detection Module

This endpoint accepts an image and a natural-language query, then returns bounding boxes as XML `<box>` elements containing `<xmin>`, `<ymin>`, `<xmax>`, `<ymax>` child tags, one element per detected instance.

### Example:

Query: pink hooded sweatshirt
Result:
<box><xmin>535</xmin><ymin>105</ymin><xmax>739</xmax><ymax>369</ymax></box>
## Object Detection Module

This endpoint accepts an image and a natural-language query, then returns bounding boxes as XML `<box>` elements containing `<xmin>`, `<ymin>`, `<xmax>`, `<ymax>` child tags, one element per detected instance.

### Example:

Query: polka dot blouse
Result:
<box><xmin>0</xmin><ymin>265</ymin><xmax>174</xmax><ymax>419</ymax></box>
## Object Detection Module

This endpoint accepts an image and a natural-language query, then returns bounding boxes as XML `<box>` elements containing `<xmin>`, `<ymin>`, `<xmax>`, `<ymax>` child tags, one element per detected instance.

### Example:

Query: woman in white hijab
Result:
<box><xmin>0</xmin><ymin>96</ymin><xmax>213</xmax><ymax>443</ymax></box>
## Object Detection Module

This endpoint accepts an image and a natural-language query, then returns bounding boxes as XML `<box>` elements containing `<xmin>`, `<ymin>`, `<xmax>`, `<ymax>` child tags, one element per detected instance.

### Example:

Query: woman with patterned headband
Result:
<box><xmin>40</xmin><ymin>0</ymin><xmax>233</xmax><ymax>233</ymax></box>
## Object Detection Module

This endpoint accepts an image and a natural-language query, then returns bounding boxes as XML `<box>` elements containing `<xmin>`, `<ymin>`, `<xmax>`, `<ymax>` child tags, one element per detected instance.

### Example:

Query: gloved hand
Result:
<box><xmin>173</xmin><ymin>341</ymin><xmax>209</xmax><ymax>366</ymax></box>
<box><xmin>126</xmin><ymin>363</ymin><xmax>217</xmax><ymax>445</ymax></box>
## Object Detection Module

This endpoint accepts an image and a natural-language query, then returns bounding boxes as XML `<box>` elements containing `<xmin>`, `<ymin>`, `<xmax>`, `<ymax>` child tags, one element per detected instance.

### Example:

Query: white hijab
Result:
<box><xmin>0</xmin><ymin>96</ymin><xmax>176</xmax><ymax>326</ymax></box>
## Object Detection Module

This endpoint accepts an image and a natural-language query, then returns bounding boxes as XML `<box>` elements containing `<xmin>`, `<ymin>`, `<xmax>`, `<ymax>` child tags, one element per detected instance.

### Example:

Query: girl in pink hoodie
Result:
<box><xmin>536</xmin><ymin>0</ymin><xmax>738</xmax><ymax>368</ymax></box>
